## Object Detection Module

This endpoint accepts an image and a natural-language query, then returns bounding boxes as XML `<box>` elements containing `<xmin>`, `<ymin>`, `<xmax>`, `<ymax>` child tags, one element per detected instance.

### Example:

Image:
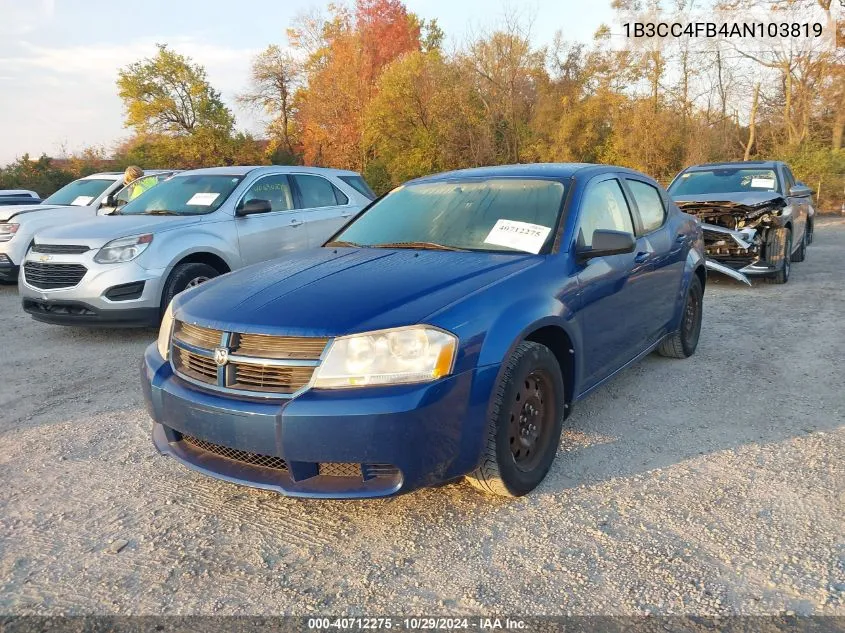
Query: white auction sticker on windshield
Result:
<box><xmin>750</xmin><ymin>177</ymin><xmax>775</xmax><ymax>189</ymax></box>
<box><xmin>484</xmin><ymin>219</ymin><xmax>551</xmax><ymax>254</ymax></box>
<box><xmin>186</xmin><ymin>192</ymin><xmax>220</xmax><ymax>206</ymax></box>
<box><xmin>70</xmin><ymin>196</ymin><xmax>94</xmax><ymax>206</ymax></box>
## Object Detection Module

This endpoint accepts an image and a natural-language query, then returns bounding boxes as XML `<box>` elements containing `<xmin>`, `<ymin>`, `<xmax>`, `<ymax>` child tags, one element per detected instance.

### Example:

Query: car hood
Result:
<box><xmin>176</xmin><ymin>247</ymin><xmax>540</xmax><ymax>336</ymax></box>
<box><xmin>0</xmin><ymin>204</ymin><xmax>66</xmax><ymax>222</ymax></box>
<box><xmin>34</xmin><ymin>214</ymin><xmax>205</xmax><ymax>246</ymax></box>
<box><xmin>672</xmin><ymin>191</ymin><xmax>786</xmax><ymax>210</ymax></box>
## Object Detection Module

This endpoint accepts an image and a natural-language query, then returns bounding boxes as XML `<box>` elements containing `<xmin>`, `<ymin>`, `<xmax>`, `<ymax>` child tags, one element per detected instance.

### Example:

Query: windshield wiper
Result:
<box><xmin>144</xmin><ymin>210</ymin><xmax>179</xmax><ymax>216</ymax></box>
<box><xmin>371</xmin><ymin>241</ymin><xmax>467</xmax><ymax>252</ymax></box>
<box><xmin>324</xmin><ymin>240</ymin><xmax>363</xmax><ymax>248</ymax></box>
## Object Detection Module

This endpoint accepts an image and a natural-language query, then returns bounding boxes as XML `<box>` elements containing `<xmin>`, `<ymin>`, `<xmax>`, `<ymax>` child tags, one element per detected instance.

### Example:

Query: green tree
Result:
<box><xmin>117</xmin><ymin>44</ymin><xmax>234</xmax><ymax>136</ymax></box>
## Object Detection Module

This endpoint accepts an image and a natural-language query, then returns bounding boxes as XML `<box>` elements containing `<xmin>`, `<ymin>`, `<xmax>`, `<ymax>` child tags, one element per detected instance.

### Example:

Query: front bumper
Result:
<box><xmin>142</xmin><ymin>344</ymin><xmax>498</xmax><ymax>498</ymax></box>
<box><xmin>19</xmin><ymin>251</ymin><xmax>165</xmax><ymax>326</ymax></box>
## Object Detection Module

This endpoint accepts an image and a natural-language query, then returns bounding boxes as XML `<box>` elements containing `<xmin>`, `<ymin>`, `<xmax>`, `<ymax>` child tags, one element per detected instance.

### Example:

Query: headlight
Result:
<box><xmin>94</xmin><ymin>234</ymin><xmax>153</xmax><ymax>263</ymax></box>
<box><xmin>0</xmin><ymin>223</ymin><xmax>19</xmax><ymax>242</ymax></box>
<box><xmin>157</xmin><ymin>301</ymin><xmax>175</xmax><ymax>360</ymax></box>
<box><xmin>312</xmin><ymin>325</ymin><xmax>457</xmax><ymax>388</ymax></box>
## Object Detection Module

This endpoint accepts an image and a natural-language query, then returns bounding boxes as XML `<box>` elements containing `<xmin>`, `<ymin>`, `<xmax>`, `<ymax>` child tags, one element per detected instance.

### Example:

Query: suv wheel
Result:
<box><xmin>161</xmin><ymin>263</ymin><xmax>220</xmax><ymax>312</ymax></box>
<box><xmin>764</xmin><ymin>228</ymin><xmax>791</xmax><ymax>285</ymax></box>
<box><xmin>465</xmin><ymin>341</ymin><xmax>565</xmax><ymax>497</ymax></box>
<box><xmin>791</xmin><ymin>229</ymin><xmax>806</xmax><ymax>263</ymax></box>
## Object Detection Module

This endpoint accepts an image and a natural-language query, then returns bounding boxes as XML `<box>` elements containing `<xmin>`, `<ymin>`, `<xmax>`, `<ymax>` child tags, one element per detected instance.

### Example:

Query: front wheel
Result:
<box><xmin>657</xmin><ymin>274</ymin><xmax>703</xmax><ymax>359</ymax></box>
<box><xmin>791</xmin><ymin>229</ymin><xmax>806</xmax><ymax>263</ymax></box>
<box><xmin>465</xmin><ymin>341</ymin><xmax>565</xmax><ymax>497</ymax></box>
<box><xmin>764</xmin><ymin>227</ymin><xmax>791</xmax><ymax>285</ymax></box>
<box><xmin>160</xmin><ymin>262</ymin><xmax>220</xmax><ymax>314</ymax></box>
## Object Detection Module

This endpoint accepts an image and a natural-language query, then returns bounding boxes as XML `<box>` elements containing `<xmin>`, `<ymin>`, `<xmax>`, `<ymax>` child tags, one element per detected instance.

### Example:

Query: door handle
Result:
<box><xmin>341</xmin><ymin>213</ymin><xmax>353</xmax><ymax>218</ymax></box>
<box><xmin>634</xmin><ymin>251</ymin><xmax>650</xmax><ymax>264</ymax></box>
<box><xmin>290</xmin><ymin>219</ymin><xmax>303</xmax><ymax>227</ymax></box>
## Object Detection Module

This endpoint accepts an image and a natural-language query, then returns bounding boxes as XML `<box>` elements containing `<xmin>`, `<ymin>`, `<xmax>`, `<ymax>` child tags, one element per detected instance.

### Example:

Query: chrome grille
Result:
<box><xmin>23</xmin><ymin>262</ymin><xmax>87</xmax><ymax>289</ymax></box>
<box><xmin>170</xmin><ymin>321</ymin><xmax>327</xmax><ymax>397</ymax></box>
<box><xmin>181</xmin><ymin>435</ymin><xmax>288</xmax><ymax>471</ymax></box>
<box><xmin>173</xmin><ymin>347</ymin><xmax>217</xmax><ymax>384</ymax></box>
<box><xmin>174</xmin><ymin>322</ymin><xmax>223</xmax><ymax>348</ymax></box>
<box><xmin>31</xmin><ymin>243</ymin><xmax>90</xmax><ymax>255</ymax></box>
<box><xmin>235</xmin><ymin>333</ymin><xmax>329</xmax><ymax>359</ymax></box>
<box><xmin>230</xmin><ymin>362</ymin><xmax>315</xmax><ymax>394</ymax></box>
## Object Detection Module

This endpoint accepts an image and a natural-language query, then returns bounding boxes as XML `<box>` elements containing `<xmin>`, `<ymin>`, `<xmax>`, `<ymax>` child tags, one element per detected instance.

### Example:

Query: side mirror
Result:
<box><xmin>577</xmin><ymin>229</ymin><xmax>636</xmax><ymax>261</ymax></box>
<box><xmin>789</xmin><ymin>184</ymin><xmax>811</xmax><ymax>197</ymax></box>
<box><xmin>102</xmin><ymin>193</ymin><xmax>116</xmax><ymax>208</ymax></box>
<box><xmin>236</xmin><ymin>198</ymin><xmax>272</xmax><ymax>216</ymax></box>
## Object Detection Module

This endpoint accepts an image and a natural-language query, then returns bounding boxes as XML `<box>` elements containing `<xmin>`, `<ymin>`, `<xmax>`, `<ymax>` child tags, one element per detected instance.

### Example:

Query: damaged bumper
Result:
<box><xmin>701</xmin><ymin>223</ymin><xmax>779</xmax><ymax>285</ymax></box>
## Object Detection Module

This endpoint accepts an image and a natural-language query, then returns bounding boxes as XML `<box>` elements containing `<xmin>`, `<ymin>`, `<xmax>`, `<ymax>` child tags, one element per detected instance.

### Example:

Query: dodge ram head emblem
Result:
<box><xmin>213</xmin><ymin>347</ymin><xmax>229</xmax><ymax>367</ymax></box>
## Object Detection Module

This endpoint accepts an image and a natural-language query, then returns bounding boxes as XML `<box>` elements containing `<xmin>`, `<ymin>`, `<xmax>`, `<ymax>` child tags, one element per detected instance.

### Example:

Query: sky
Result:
<box><xmin>0</xmin><ymin>0</ymin><xmax>613</xmax><ymax>165</ymax></box>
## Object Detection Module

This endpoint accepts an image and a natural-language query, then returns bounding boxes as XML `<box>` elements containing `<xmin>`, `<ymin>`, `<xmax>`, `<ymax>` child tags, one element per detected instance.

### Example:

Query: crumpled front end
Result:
<box><xmin>676</xmin><ymin>194</ymin><xmax>789</xmax><ymax>284</ymax></box>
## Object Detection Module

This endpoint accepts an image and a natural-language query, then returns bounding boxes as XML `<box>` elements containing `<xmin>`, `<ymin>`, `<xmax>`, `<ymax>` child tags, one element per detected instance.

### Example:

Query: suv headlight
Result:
<box><xmin>0</xmin><ymin>223</ymin><xmax>19</xmax><ymax>242</ymax></box>
<box><xmin>157</xmin><ymin>301</ymin><xmax>175</xmax><ymax>360</ymax></box>
<box><xmin>312</xmin><ymin>325</ymin><xmax>457</xmax><ymax>388</ymax></box>
<box><xmin>94</xmin><ymin>234</ymin><xmax>153</xmax><ymax>263</ymax></box>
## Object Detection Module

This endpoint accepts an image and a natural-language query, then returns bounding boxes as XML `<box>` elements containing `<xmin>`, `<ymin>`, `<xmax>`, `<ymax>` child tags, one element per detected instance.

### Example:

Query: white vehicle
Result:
<box><xmin>0</xmin><ymin>171</ymin><xmax>172</xmax><ymax>282</ymax></box>
<box><xmin>20</xmin><ymin>165</ymin><xmax>375</xmax><ymax>326</ymax></box>
<box><xmin>0</xmin><ymin>190</ymin><xmax>41</xmax><ymax>205</ymax></box>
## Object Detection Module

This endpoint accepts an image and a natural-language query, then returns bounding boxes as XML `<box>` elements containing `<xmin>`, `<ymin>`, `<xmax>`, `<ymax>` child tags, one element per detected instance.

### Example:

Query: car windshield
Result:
<box><xmin>329</xmin><ymin>178</ymin><xmax>566</xmax><ymax>254</ymax></box>
<box><xmin>43</xmin><ymin>178</ymin><xmax>115</xmax><ymax>206</ymax></box>
<box><xmin>118</xmin><ymin>174</ymin><xmax>243</xmax><ymax>216</ymax></box>
<box><xmin>669</xmin><ymin>168</ymin><xmax>781</xmax><ymax>196</ymax></box>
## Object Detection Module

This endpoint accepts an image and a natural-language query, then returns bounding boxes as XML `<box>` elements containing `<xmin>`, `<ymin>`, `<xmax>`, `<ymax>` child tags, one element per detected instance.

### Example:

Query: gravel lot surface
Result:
<box><xmin>1</xmin><ymin>218</ymin><xmax>843</xmax><ymax>617</ymax></box>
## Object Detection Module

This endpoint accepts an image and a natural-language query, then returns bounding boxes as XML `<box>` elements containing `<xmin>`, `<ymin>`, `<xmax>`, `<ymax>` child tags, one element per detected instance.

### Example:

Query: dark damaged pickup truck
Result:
<box><xmin>668</xmin><ymin>161</ymin><xmax>814</xmax><ymax>285</ymax></box>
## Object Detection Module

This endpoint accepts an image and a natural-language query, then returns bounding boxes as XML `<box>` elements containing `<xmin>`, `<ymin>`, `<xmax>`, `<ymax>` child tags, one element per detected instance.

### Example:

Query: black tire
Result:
<box><xmin>657</xmin><ymin>275</ymin><xmax>703</xmax><ymax>359</ymax></box>
<box><xmin>465</xmin><ymin>341</ymin><xmax>565</xmax><ymax>497</ymax></box>
<box><xmin>764</xmin><ymin>227</ymin><xmax>791</xmax><ymax>285</ymax></box>
<box><xmin>791</xmin><ymin>228</ymin><xmax>806</xmax><ymax>263</ymax></box>
<box><xmin>806</xmin><ymin>220</ymin><xmax>814</xmax><ymax>246</ymax></box>
<box><xmin>160</xmin><ymin>263</ymin><xmax>220</xmax><ymax>313</ymax></box>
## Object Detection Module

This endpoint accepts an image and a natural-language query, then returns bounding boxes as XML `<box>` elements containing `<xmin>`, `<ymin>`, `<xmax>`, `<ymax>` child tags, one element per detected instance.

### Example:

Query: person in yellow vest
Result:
<box><xmin>123</xmin><ymin>165</ymin><xmax>157</xmax><ymax>200</ymax></box>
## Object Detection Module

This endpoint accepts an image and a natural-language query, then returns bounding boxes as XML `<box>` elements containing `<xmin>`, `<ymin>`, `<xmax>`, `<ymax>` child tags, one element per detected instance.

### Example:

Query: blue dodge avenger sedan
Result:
<box><xmin>142</xmin><ymin>164</ymin><xmax>705</xmax><ymax>498</ymax></box>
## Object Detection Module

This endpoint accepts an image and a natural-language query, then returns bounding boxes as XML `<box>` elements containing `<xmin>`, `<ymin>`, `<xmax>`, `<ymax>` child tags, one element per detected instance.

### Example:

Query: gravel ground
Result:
<box><xmin>1</xmin><ymin>218</ymin><xmax>843</xmax><ymax>617</ymax></box>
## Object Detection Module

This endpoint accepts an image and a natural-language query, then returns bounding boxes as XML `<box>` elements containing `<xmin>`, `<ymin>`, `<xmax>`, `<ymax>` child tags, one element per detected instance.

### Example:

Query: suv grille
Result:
<box><xmin>23</xmin><ymin>262</ymin><xmax>87</xmax><ymax>289</ymax></box>
<box><xmin>31</xmin><ymin>243</ymin><xmax>90</xmax><ymax>255</ymax></box>
<box><xmin>170</xmin><ymin>321</ymin><xmax>329</xmax><ymax>397</ymax></box>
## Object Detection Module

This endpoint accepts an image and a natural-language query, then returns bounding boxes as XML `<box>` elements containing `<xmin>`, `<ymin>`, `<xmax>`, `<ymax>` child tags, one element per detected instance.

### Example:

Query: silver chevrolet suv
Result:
<box><xmin>20</xmin><ymin>165</ymin><xmax>374</xmax><ymax>326</ymax></box>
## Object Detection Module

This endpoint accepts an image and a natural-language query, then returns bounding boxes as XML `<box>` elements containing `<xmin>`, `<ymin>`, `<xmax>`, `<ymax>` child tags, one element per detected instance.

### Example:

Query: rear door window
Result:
<box><xmin>293</xmin><ymin>175</ymin><xmax>344</xmax><ymax>209</ymax></box>
<box><xmin>339</xmin><ymin>175</ymin><xmax>376</xmax><ymax>200</ymax></box>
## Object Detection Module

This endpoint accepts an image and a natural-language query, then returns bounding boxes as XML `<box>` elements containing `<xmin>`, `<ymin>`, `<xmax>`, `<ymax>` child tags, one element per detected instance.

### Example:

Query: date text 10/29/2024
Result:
<box><xmin>307</xmin><ymin>617</ymin><xmax>527</xmax><ymax>630</ymax></box>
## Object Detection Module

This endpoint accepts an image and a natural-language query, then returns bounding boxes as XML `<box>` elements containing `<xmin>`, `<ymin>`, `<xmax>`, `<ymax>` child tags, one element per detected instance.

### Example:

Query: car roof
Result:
<box><xmin>406</xmin><ymin>163</ymin><xmax>650</xmax><ymax>184</ymax></box>
<box><xmin>683</xmin><ymin>161</ymin><xmax>780</xmax><ymax>171</ymax></box>
<box><xmin>173</xmin><ymin>165</ymin><xmax>362</xmax><ymax>177</ymax></box>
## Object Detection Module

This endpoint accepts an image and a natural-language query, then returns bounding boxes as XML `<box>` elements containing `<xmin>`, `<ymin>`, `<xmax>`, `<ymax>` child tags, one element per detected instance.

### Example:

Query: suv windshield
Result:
<box><xmin>118</xmin><ymin>174</ymin><xmax>243</xmax><ymax>216</ymax></box>
<box><xmin>329</xmin><ymin>179</ymin><xmax>566</xmax><ymax>254</ymax></box>
<box><xmin>43</xmin><ymin>178</ymin><xmax>115</xmax><ymax>206</ymax></box>
<box><xmin>669</xmin><ymin>168</ymin><xmax>781</xmax><ymax>196</ymax></box>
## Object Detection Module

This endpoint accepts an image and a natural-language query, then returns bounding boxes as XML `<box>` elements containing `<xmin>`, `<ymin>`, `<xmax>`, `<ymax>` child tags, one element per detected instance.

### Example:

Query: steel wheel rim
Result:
<box><xmin>683</xmin><ymin>285</ymin><xmax>702</xmax><ymax>344</ymax></box>
<box><xmin>186</xmin><ymin>276</ymin><xmax>210</xmax><ymax>289</ymax></box>
<box><xmin>508</xmin><ymin>369</ymin><xmax>555</xmax><ymax>472</ymax></box>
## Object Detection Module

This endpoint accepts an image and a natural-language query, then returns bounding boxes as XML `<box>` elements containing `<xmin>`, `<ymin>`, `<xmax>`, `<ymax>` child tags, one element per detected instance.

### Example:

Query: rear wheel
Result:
<box><xmin>160</xmin><ymin>262</ymin><xmax>220</xmax><ymax>314</ymax></box>
<box><xmin>657</xmin><ymin>275</ymin><xmax>703</xmax><ymax>359</ymax></box>
<box><xmin>466</xmin><ymin>342</ymin><xmax>565</xmax><ymax>497</ymax></box>
<box><xmin>764</xmin><ymin>227</ymin><xmax>791</xmax><ymax>285</ymax></box>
